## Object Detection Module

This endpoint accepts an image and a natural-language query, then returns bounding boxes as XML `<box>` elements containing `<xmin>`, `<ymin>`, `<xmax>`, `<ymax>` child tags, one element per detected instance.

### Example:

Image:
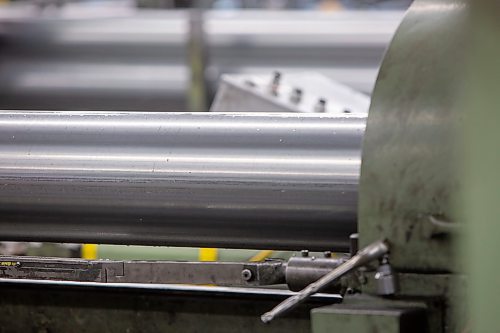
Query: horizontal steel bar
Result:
<box><xmin>0</xmin><ymin>256</ymin><xmax>285</xmax><ymax>286</ymax></box>
<box><xmin>0</xmin><ymin>111</ymin><xmax>365</xmax><ymax>251</ymax></box>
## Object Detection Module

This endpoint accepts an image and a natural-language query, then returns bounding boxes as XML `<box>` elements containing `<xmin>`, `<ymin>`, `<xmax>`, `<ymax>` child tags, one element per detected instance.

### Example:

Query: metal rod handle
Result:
<box><xmin>261</xmin><ymin>239</ymin><xmax>389</xmax><ymax>323</ymax></box>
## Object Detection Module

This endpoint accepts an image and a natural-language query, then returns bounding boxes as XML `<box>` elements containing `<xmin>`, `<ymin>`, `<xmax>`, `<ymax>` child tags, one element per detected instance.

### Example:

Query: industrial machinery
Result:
<box><xmin>0</xmin><ymin>5</ymin><xmax>402</xmax><ymax>111</ymax></box>
<box><xmin>0</xmin><ymin>0</ymin><xmax>499</xmax><ymax>332</ymax></box>
<box><xmin>210</xmin><ymin>72</ymin><xmax>370</xmax><ymax>113</ymax></box>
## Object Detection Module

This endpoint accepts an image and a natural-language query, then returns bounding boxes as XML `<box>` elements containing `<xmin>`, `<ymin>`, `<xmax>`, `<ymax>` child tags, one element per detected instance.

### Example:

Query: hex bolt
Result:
<box><xmin>241</xmin><ymin>269</ymin><xmax>253</xmax><ymax>282</ymax></box>
<box><xmin>290</xmin><ymin>88</ymin><xmax>303</xmax><ymax>104</ymax></box>
<box><xmin>374</xmin><ymin>255</ymin><xmax>398</xmax><ymax>296</ymax></box>
<box><xmin>314</xmin><ymin>98</ymin><xmax>327</xmax><ymax>113</ymax></box>
<box><xmin>301</xmin><ymin>250</ymin><xmax>309</xmax><ymax>257</ymax></box>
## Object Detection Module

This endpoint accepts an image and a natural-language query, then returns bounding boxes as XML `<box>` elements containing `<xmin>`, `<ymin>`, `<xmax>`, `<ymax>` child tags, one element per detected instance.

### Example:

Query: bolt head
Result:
<box><xmin>241</xmin><ymin>269</ymin><xmax>253</xmax><ymax>281</ymax></box>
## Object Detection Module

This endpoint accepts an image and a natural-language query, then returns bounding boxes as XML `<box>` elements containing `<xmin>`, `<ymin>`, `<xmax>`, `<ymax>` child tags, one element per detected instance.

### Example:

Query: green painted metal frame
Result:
<box><xmin>358</xmin><ymin>0</ymin><xmax>468</xmax><ymax>272</ymax></box>
<box><xmin>461</xmin><ymin>0</ymin><xmax>500</xmax><ymax>331</ymax></box>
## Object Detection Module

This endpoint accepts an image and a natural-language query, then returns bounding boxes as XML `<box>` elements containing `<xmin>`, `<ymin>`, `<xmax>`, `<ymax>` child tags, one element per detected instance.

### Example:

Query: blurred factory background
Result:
<box><xmin>0</xmin><ymin>0</ymin><xmax>408</xmax><ymax>112</ymax></box>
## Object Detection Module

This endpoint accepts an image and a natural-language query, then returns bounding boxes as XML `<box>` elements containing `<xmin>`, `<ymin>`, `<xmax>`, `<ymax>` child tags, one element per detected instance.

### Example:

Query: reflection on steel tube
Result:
<box><xmin>0</xmin><ymin>111</ymin><xmax>365</xmax><ymax>251</ymax></box>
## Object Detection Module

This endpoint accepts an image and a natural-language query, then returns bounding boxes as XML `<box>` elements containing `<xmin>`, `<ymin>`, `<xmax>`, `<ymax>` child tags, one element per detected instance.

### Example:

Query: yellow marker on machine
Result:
<box><xmin>249</xmin><ymin>250</ymin><xmax>274</xmax><ymax>262</ymax></box>
<box><xmin>0</xmin><ymin>261</ymin><xmax>18</xmax><ymax>267</ymax></box>
<box><xmin>199</xmin><ymin>248</ymin><xmax>218</xmax><ymax>261</ymax></box>
<box><xmin>198</xmin><ymin>248</ymin><xmax>218</xmax><ymax>286</ymax></box>
<box><xmin>81</xmin><ymin>244</ymin><xmax>98</xmax><ymax>260</ymax></box>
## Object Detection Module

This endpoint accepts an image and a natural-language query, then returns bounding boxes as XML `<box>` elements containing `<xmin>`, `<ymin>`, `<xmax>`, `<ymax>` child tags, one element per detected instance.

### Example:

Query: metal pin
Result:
<box><xmin>349</xmin><ymin>233</ymin><xmax>359</xmax><ymax>256</ymax></box>
<box><xmin>375</xmin><ymin>255</ymin><xmax>398</xmax><ymax>296</ymax></box>
<box><xmin>269</xmin><ymin>71</ymin><xmax>281</xmax><ymax>96</ymax></box>
<box><xmin>314</xmin><ymin>98</ymin><xmax>327</xmax><ymax>113</ymax></box>
<box><xmin>290</xmin><ymin>88</ymin><xmax>303</xmax><ymax>104</ymax></box>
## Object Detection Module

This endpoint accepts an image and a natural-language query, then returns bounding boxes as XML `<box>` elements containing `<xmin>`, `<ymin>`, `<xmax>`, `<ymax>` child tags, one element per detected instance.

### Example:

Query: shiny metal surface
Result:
<box><xmin>0</xmin><ymin>111</ymin><xmax>364</xmax><ymax>251</ymax></box>
<box><xmin>0</xmin><ymin>6</ymin><xmax>403</xmax><ymax>111</ymax></box>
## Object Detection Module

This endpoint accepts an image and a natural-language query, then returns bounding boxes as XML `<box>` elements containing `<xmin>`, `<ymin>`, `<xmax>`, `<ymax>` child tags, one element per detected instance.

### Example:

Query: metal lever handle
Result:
<box><xmin>261</xmin><ymin>239</ymin><xmax>389</xmax><ymax>323</ymax></box>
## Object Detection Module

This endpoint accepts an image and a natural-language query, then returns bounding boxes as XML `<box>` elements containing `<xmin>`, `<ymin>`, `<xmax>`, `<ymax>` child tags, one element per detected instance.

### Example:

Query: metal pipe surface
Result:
<box><xmin>0</xmin><ymin>111</ymin><xmax>364</xmax><ymax>251</ymax></box>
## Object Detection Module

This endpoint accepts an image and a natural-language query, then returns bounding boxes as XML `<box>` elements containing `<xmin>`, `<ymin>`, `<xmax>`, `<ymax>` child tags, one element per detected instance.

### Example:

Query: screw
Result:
<box><xmin>301</xmin><ymin>250</ymin><xmax>309</xmax><ymax>257</ymax></box>
<box><xmin>241</xmin><ymin>269</ymin><xmax>253</xmax><ymax>281</ymax></box>
<box><xmin>323</xmin><ymin>251</ymin><xmax>332</xmax><ymax>258</ymax></box>
<box><xmin>343</xmin><ymin>108</ymin><xmax>351</xmax><ymax>113</ymax></box>
<box><xmin>314</xmin><ymin>98</ymin><xmax>327</xmax><ymax>113</ymax></box>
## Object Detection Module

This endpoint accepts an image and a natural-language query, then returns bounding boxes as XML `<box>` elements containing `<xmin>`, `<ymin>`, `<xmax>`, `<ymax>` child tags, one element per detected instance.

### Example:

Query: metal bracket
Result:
<box><xmin>0</xmin><ymin>256</ymin><xmax>286</xmax><ymax>287</ymax></box>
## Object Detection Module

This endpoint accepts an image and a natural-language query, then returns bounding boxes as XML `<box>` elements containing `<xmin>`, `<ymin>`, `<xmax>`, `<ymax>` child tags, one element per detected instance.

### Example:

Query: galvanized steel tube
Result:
<box><xmin>0</xmin><ymin>111</ymin><xmax>364</xmax><ymax>251</ymax></box>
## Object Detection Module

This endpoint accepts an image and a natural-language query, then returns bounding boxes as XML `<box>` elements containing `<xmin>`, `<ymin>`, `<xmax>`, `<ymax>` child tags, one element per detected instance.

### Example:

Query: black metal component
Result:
<box><xmin>0</xmin><ymin>280</ymin><xmax>342</xmax><ymax>333</ymax></box>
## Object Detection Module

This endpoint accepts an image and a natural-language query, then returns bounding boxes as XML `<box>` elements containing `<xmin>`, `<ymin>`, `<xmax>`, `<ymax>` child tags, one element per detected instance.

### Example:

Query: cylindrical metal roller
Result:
<box><xmin>285</xmin><ymin>256</ymin><xmax>345</xmax><ymax>292</ymax></box>
<box><xmin>0</xmin><ymin>111</ymin><xmax>365</xmax><ymax>251</ymax></box>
